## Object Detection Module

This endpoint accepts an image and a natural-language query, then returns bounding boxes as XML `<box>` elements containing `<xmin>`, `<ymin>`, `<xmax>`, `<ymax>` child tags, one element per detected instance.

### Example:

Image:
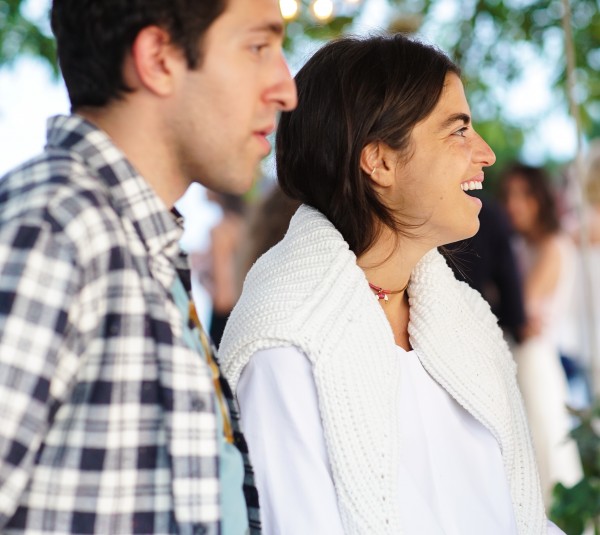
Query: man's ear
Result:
<box><xmin>360</xmin><ymin>141</ymin><xmax>396</xmax><ymax>188</ymax></box>
<box><xmin>125</xmin><ymin>25</ymin><xmax>184</xmax><ymax>97</ymax></box>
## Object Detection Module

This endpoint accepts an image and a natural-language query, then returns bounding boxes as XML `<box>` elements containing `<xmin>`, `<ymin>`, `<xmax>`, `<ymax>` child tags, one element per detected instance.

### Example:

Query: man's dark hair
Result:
<box><xmin>51</xmin><ymin>0</ymin><xmax>226</xmax><ymax>109</ymax></box>
<box><xmin>498</xmin><ymin>162</ymin><xmax>560</xmax><ymax>237</ymax></box>
<box><xmin>276</xmin><ymin>33</ymin><xmax>460</xmax><ymax>256</ymax></box>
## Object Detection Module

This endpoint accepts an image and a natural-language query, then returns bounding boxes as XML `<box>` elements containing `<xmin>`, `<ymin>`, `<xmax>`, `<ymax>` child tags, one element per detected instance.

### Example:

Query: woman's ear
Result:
<box><xmin>360</xmin><ymin>141</ymin><xmax>395</xmax><ymax>188</ymax></box>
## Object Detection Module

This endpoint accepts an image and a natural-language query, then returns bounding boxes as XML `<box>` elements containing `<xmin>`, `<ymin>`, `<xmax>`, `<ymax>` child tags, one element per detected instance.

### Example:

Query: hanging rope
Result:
<box><xmin>561</xmin><ymin>0</ymin><xmax>599</xmax><ymax>401</ymax></box>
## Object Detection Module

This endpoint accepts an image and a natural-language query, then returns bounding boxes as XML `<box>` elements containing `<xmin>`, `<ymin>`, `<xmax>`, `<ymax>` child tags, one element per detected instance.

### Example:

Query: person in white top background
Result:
<box><xmin>219</xmin><ymin>34</ymin><xmax>564</xmax><ymax>534</ymax></box>
<box><xmin>499</xmin><ymin>163</ymin><xmax>584</xmax><ymax>508</ymax></box>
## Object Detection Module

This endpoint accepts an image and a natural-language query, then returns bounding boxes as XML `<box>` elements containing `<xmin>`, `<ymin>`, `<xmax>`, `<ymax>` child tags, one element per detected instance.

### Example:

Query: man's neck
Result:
<box><xmin>77</xmin><ymin>101</ymin><xmax>188</xmax><ymax>208</ymax></box>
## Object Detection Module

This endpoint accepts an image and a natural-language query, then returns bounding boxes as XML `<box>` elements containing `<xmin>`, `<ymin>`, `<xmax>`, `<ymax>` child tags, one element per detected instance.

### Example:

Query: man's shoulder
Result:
<box><xmin>1</xmin><ymin>148</ymin><xmax>113</xmax><ymax>228</ymax></box>
<box><xmin>0</xmin><ymin>149</ymin><xmax>124</xmax><ymax>258</ymax></box>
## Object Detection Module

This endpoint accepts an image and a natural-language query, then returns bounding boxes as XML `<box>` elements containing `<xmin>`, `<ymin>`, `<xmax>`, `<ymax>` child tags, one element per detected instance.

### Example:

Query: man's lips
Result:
<box><xmin>253</xmin><ymin>126</ymin><xmax>275</xmax><ymax>155</ymax></box>
<box><xmin>254</xmin><ymin>124</ymin><xmax>275</xmax><ymax>137</ymax></box>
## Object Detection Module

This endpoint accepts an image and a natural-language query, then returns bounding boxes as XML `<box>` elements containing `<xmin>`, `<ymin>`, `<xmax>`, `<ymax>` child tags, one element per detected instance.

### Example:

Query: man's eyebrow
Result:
<box><xmin>439</xmin><ymin>112</ymin><xmax>471</xmax><ymax>131</ymax></box>
<box><xmin>247</xmin><ymin>22</ymin><xmax>285</xmax><ymax>36</ymax></box>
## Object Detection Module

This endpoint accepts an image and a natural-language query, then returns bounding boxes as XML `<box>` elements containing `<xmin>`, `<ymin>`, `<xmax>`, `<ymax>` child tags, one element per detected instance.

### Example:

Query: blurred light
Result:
<box><xmin>280</xmin><ymin>0</ymin><xmax>300</xmax><ymax>20</ymax></box>
<box><xmin>311</xmin><ymin>0</ymin><xmax>334</xmax><ymax>21</ymax></box>
<box><xmin>285</xmin><ymin>0</ymin><xmax>363</xmax><ymax>22</ymax></box>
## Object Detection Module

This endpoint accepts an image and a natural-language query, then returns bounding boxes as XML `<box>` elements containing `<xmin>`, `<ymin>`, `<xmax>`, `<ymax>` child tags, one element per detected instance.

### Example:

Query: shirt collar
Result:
<box><xmin>46</xmin><ymin>114</ymin><xmax>183</xmax><ymax>261</ymax></box>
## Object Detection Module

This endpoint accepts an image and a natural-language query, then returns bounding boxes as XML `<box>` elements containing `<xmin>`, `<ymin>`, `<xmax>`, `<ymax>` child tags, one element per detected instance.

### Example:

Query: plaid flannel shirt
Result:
<box><xmin>0</xmin><ymin>115</ymin><xmax>258</xmax><ymax>534</ymax></box>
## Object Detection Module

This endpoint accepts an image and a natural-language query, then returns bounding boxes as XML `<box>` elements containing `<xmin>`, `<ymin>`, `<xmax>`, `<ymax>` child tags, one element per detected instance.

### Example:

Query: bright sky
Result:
<box><xmin>0</xmin><ymin>58</ymin><xmax>69</xmax><ymax>174</ymax></box>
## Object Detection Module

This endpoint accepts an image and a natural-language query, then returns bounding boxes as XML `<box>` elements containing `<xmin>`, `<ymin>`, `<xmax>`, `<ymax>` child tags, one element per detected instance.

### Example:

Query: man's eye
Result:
<box><xmin>250</xmin><ymin>44</ymin><xmax>268</xmax><ymax>55</ymax></box>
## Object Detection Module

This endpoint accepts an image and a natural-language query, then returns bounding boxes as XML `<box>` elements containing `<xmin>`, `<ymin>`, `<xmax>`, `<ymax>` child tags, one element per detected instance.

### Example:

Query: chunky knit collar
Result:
<box><xmin>221</xmin><ymin>205</ymin><xmax>546</xmax><ymax>535</ymax></box>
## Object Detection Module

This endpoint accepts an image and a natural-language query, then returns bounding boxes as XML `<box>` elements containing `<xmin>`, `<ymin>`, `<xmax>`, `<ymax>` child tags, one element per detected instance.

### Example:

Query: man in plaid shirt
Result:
<box><xmin>0</xmin><ymin>0</ymin><xmax>296</xmax><ymax>533</ymax></box>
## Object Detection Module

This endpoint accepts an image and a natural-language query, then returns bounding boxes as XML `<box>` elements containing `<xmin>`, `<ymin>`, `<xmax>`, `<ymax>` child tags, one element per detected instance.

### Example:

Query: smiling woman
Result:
<box><xmin>219</xmin><ymin>34</ymin><xmax>565</xmax><ymax>535</ymax></box>
<box><xmin>377</xmin><ymin>73</ymin><xmax>495</xmax><ymax>248</ymax></box>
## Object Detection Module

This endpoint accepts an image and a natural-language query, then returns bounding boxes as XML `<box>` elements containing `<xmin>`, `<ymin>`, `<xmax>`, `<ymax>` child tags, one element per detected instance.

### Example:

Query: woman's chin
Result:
<box><xmin>445</xmin><ymin>219</ymin><xmax>481</xmax><ymax>245</ymax></box>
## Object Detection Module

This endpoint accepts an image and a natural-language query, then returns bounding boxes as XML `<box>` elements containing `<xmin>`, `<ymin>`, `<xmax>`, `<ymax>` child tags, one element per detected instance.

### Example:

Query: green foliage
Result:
<box><xmin>283</xmin><ymin>13</ymin><xmax>354</xmax><ymax>51</ymax></box>
<box><xmin>468</xmin><ymin>119</ymin><xmax>524</xmax><ymax>188</ymax></box>
<box><xmin>282</xmin><ymin>0</ymin><xmax>599</xmax><ymax>165</ymax></box>
<box><xmin>444</xmin><ymin>0</ymin><xmax>600</xmax><ymax>156</ymax></box>
<box><xmin>302</xmin><ymin>16</ymin><xmax>354</xmax><ymax>41</ymax></box>
<box><xmin>550</xmin><ymin>402</ymin><xmax>600</xmax><ymax>534</ymax></box>
<box><xmin>0</xmin><ymin>0</ymin><xmax>57</xmax><ymax>74</ymax></box>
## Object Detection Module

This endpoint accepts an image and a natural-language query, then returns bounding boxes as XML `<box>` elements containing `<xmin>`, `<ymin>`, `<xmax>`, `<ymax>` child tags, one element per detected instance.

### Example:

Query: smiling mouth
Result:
<box><xmin>461</xmin><ymin>181</ymin><xmax>483</xmax><ymax>192</ymax></box>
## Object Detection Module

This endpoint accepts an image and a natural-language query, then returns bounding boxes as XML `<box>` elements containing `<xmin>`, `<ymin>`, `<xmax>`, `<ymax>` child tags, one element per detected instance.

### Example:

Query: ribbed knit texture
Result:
<box><xmin>220</xmin><ymin>205</ymin><xmax>547</xmax><ymax>535</ymax></box>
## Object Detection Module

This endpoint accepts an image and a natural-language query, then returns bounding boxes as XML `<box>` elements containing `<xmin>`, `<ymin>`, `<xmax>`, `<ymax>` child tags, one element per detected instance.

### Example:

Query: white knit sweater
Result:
<box><xmin>220</xmin><ymin>205</ymin><xmax>546</xmax><ymax>535</ymax></box>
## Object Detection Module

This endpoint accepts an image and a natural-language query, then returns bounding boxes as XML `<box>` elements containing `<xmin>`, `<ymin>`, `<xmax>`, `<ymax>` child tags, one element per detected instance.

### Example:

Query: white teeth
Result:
<box><xmin>461</xmin><ymin>181</ymin><xmax>483</xmax><ymax>191</ymax></box>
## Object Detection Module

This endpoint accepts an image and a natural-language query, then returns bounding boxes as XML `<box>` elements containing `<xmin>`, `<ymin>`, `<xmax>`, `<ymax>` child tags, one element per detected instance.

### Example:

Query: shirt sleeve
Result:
<box><xmin>237</xmin><ymin>346</ymin><xmax>345</xmax><ymax>535</ymax></box>
<box><xmin>0</xmin><ymin>218</ymin><xmax>79</xmax><ymax>525</ymax></box>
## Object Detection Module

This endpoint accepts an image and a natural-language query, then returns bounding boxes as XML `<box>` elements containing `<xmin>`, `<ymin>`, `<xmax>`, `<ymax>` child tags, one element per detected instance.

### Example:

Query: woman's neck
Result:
<box><xmin>356</xmin><ymin>229</ymin><xmax>430</xmax><ymax>293</ymax></box>
<box><xmin>357</xmin><ymin>229</ymin><xmax>433</xmax><ymax>351</ymax></box>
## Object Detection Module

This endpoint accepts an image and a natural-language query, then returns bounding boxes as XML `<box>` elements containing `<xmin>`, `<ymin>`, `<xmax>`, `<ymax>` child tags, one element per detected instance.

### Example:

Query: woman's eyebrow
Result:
<box><xmin>438</xmin><ymin>112</ymin><xmax>471</xmax><ymax>131</ymax></box>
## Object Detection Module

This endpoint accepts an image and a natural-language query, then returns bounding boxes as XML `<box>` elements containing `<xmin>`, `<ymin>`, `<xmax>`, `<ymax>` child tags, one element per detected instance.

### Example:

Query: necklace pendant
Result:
<box><xmin>369</xmin><ymin>280</ymin><xmax>407</xmax><ymax>302</ymax></box>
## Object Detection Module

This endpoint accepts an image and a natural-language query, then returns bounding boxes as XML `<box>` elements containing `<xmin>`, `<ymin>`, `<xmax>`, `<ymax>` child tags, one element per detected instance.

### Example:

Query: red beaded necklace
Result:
<box><xmin>368</xmin><ymin>280</ymin><xmax>409</xmax><ymax>303</ymax></box>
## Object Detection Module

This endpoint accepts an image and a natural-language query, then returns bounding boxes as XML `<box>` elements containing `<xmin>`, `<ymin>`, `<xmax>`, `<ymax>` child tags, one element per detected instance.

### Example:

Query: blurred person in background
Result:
<box><xmin>220</xmin><ymin>34</ymin><xmax>559</xmax><ymax>534</ymax></box>
<box><xmin>581</xmin><ymin>141</ymin><xmax>600</xmax><ymax>246</ymax></box>
<box><xmin>499</xmin><ymin>162</ymin><xmax>583</xmax><ymax>508</ymax></box>
<box><xmin>235</xmin><ymin>183</ymin><xmax>301</xmax><ymax>293</ymax></box>
<box><xmin>201</xmin><ymin>192</ymin><xmax>247</xmax><ymax>347</ymax></box>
